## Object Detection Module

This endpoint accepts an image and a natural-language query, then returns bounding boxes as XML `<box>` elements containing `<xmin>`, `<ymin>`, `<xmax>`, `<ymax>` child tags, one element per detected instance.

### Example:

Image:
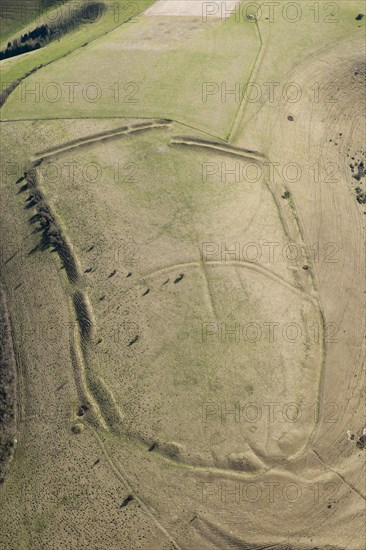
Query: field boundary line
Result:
<box><xmin>227</xmin><ymin>1</ymin><xmax>265</xmax><ymax>142</ymax></box>
<box><xmin>169</xmin><ymin>135</ymin><xmax>265</xmax><ymax>161</ymax></box>
<box><xmin>32</xmin><ymin>119</ymin><xmax>172</xmax><ymax>160</ymax></box>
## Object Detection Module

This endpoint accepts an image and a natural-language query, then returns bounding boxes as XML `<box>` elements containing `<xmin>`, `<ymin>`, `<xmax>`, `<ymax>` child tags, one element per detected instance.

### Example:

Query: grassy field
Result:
<box><xmin>2</xmin><ymin>9</ymin><xmax>259</xmax><ymax>139</ymax></box>
<box><xmin>31</xmin><ymin>121</ymin><xmax>323</xmax><ymax>468</ymax></box>
<box><xmin>0</xmin><ymin>1</ymin><xmax>365</xmax><ymax>548</ymax></box>
<box><xmin>230</xmin><ymin>0</ymin><xmax>366</xmax><ymax>145</ymax></box>
<box><xmin>0</xmin><ymin>1</ymin><xmax>156</xmax><ymax>87</ymax></box>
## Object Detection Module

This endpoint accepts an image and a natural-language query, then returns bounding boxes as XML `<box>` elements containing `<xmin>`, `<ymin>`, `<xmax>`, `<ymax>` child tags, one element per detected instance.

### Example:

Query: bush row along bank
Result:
<box><xmin>0</xmin><ymin>286</ymin><xmax>18</xmax><ymax>483</ymax></box>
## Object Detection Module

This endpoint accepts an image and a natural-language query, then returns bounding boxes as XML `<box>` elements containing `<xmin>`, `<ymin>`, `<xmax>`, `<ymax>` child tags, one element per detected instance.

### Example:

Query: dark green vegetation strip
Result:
<box><xmin>0</xmin><ymin>0</ymin><xmax>69</xmax><ymax>41</ymax></box>
<box><xmin>0</xmin><ymin>285</ymin><xmax>18</xmax><ymax>483</ymax></box>
<box><xmin>1</xmin><ymin>2</ymin><xmax>107</xmax><ymax>60</ymax></box>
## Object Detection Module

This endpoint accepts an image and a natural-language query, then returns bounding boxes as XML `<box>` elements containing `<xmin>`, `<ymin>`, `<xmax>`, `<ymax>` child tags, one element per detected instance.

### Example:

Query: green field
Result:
<box><xmin>0</xmin><ymin>1</ymin><xmax>156</xmax><ymax>87</ymax></box>
<box><xmin>2</xmin><ymin>9</ymin><xmax>259</xmax><ymax>139</ymax></box>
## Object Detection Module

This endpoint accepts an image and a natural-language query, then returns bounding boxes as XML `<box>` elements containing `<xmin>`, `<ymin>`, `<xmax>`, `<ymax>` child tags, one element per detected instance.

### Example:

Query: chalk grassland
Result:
<box><xmin>2</xmin><ymin>2</ymin><xmax>364</xmax><ymax>140</ymax></box>
<box><xmin>0</xmin><ymin>119</ymin><xmax>188</xmax><ymax>550</ymax></box>
<box><xmin>225</xmin><ymin>1</ymin><xmax>366</xmax><ymax>502</ymax></box>
<box><xmin>261</xmin><ymin>37</ymin><xmax>366</xmax><ymax>496</ymax></box>
<box><xmin>1</xmin><ymin>11</ymin><xmax>259</xmax><ymax>139</ymax></box>
<box><xmin>0</xmin><ymin>116</ymin><xmax>363</xmax><ymax>549</ymax></box>
<box><xmin>0</xmin><ymin>0</ymin><xmax>157</xmax><ymax>87</ymax></box>
<box><xmin>229</xmin><ymin>0</ymin><xmax>366</xmax><ymax>145</ymax></box>
<box><xmin>34</xmin><ymin>123</ymin><xmax>324</xmax><ymax>469</ymax></box>
<box><xmin>0</xmin><ymin>0</ymin><xmax>365</xmax><ymax>548</ymax></box>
